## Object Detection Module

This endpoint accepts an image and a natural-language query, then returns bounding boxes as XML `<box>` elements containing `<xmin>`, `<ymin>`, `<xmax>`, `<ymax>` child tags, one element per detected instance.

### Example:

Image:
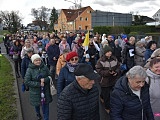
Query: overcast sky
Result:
<box><xmin>0</xmin><ymin>0</ymin><xmax>159</xmax><ymax>26</ymax></box>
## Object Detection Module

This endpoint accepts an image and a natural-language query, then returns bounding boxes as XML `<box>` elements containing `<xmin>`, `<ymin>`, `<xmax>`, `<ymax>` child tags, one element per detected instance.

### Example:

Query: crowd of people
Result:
<box><xmin>3</xmin><ymin>31</ymin><xmax>160</xmax><ymax>120</ymax></box>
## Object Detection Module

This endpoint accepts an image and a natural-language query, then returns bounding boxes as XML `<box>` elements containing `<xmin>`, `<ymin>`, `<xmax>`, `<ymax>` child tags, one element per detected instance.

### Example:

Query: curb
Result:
<box><xmin>4</xmin><ymin>55</ymin><xmax>23</xmax><ymax>120</ymax></box>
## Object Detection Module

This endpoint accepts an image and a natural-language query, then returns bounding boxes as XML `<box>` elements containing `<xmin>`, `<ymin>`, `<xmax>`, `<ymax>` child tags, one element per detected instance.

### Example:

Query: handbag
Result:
<box><xmin>48</xmin><ymin>76</ymin><xmax>57</xmax><ymax>96</ymax></box>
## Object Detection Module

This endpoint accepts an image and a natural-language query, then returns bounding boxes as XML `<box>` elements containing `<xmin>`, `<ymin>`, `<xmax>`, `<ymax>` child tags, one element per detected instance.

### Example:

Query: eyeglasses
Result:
<box><xmin>70</xmin><ymin>57</ymin><xmax>78</xmax><ymax>61</ymax></box>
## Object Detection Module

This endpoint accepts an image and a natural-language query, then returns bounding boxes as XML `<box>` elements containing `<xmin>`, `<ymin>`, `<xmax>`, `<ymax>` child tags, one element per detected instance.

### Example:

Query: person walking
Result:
<box><xmin>96</xmin><ymin>45</ymin><xmax>120</xmax><ymax>113</ymax></box>
<box><xmin>24</xmin><ymin>54</ymin><xmax>52</xmax><ymax>120</ymax></box>
<box><xmin>110</xmin><ymin>66</ymin><xmax>154</xmax><ymax>120</ymax></box>
<box><xmin>57</xmin><ymin>63</ymin><xmax>100</xmax><ymax>120</ymax></box>
<box><xmin>47</xmin><ymin>39</ymin><xmax>60</xmax><ymax>81</ymax></box>
<box><xmin>10</xmin><ymin>39</ymin><xmax>22</xmax><ymax>77</ymax></box>
<box><xmin>57</xmin><ymin>51</ymin><xmax>79</xmax><ymax>96</ymax></box>
<box><xmin>146</xmin><ymin>58</ymin><xmax>160</xmax><ymax>120</ymax></box>
<box><xmin>121</xmin><ymin>36</ymin><xmax>136</xmax><ymax>72</ymax></box>
<box><xmin>134</xmin><ymin>41</ymin><xmax>146</xmax><ymax>67</ymax></box>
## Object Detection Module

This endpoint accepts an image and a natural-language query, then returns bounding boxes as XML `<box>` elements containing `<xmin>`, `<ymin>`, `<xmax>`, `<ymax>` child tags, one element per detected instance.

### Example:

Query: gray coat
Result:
<box><xmin>146</xmin><ymin>69</ymin><xmax>160</xmax><ymax>120</ymax></box>
<box><xmin>134</xmin><ymin>46</ymin><xmax>146</xmax><ymax>67</ymax></box>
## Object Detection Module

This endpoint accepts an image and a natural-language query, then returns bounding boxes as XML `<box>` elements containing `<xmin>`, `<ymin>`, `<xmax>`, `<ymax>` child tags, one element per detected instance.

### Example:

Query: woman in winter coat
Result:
<box><xmin>57</xmin><ymin>51</ymin><xmax>79</xmax><ymax>96</ymax></box>
<box><xmin>59</xmin><ymin>37</ymin><xmax>70</xmax><ymax>54</ymax></box>
<box><xmin>110</xmin><ymin>66</ymin><xmax>154</xmax><ymax>120</ymax></box>
<box><xmin>10</xmin><ymin>40</ymin><xmax>22</xmax><ymax>78</ymax></box>
<box><xmin>96</xmin><ymin>45</ymin><xmax>120</xmax><ymax>113</ymax></box>
<box><xmin>134</xmin><ymin>41</ymin><xmax>146</xmax><ymax>66</ymax></box>
<box><xmin>24</xmin><ymin>54</ymin><xmax>52</xmax><ymax>120</ymax></box>
<box><xmin>21</xmin><ymin>39</ymin><xmax>35</xmax><ymax>59</ymax></box>
<box><xmin>146</xmin><ymin>58</ymin><xmax>160</xmax><ymax>120</ymax></box>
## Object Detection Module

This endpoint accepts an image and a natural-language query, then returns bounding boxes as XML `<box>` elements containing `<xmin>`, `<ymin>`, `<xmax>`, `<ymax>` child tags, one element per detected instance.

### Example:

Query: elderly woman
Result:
<box><xmin>110</xmin><ymin>66</ymin><xmax>154</xmax><ymax>120</ymax></box>
<box><xmin>21</xmin><ymin>39</ymin><xmax>35</xmax><ymax>59</ymax></box>
<box><xmin>134</xmin><ymin>41</ymin><xmax>146</xmax><ymax>66</ymax></box>
<box><xmin>57</xmin><ymin>51</ymin><xmax>79</xmax><ymax>96</ymax></box>
<box><xmin>146</xmin><ymin>58</ymin><xmax>160</xmax><ymax>120</ymax></box>
<box><xmin>24</xmin><ymin>54</ymin><xmax>52</xmax><ymax>120</ymax></box>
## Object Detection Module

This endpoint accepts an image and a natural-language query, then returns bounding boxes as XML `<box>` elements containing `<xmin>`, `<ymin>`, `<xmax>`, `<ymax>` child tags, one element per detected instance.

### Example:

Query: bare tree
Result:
<box><xmin>0</xmin><ymin>10</ymin><xmax>22</xmax><ymax>33</ymax></box>
<box><xmin>31</xmin><ymin>6</ymin><xmax>51</xmax><ymax>30</ymax></box>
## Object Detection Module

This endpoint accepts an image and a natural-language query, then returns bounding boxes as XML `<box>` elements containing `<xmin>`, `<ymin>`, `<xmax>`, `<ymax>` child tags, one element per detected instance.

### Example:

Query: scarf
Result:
<box><xmin>67</xmin><ymin>62</ymin><xmax>79</xmax><ymax>72</ymax></box>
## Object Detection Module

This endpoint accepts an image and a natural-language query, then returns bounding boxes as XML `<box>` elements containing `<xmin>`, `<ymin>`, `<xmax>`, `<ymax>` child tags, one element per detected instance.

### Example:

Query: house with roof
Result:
<box><xmin>153</xmin><ymin>9</ymin><xmax>160</xmax><ymax>22</ymax></box>
<box><xmin>54</xmin><ymin>6</ymin><xmax>94</xmax><ymax>32</ymax></box>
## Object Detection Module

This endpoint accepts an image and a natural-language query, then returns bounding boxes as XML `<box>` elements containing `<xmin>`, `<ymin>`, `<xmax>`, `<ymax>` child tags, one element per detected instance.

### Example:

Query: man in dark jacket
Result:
<box><xmin>121</xmin><ymin>36</ymin><xmax>136</xmax><ymax>73</ymax></box>
<box><xmin>57</xmin><ymin>63</ymin><xmax>100</xmax><ymax>120</ymax></box>
<box><xmin>47</xmin><ymin>39</ymin><xmax>60</xmax><ymax>81</ymax></box>
<box><xmin>110</xmin><ymin>66</ymin><xmax>154</xmax><ymax>120</ymax></box>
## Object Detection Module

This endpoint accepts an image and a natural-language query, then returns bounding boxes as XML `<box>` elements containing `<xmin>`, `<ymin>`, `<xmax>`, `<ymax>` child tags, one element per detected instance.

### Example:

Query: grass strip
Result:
<box><xmin>0</xmin><ymin>55</ymin><xmax>17</xmax><ymax>120</ymax></box>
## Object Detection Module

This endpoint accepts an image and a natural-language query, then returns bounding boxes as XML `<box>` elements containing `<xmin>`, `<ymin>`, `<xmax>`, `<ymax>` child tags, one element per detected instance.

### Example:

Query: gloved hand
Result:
<box><xmin>37</xmin><ymin>74</ymin><xmax>43</xmax><ymax>81</ymax></box>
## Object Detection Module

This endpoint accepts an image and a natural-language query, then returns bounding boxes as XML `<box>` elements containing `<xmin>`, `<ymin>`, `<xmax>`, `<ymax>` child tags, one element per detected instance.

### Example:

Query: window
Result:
<box><xmin>87</xmin><ymin>11</ymin><xmax>91</xmax><ymax>13</ymax></box>
<box><xmin>80</xmin><ymin>17</ymin><xmax>83</xmax><ymax>21</ymax></box>
<box><xmin>79</xmin><ymin>26</ymin><xmax>82</xmax><ymax>30</ymax></box>
<box><xmin>85</xmin><ymin>17</ymin><xmax>88</xmax><ymax>21</ymax></box>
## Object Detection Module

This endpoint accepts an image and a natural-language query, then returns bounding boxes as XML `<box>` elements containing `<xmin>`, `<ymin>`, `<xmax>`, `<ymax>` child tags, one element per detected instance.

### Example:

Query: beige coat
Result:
<box><xmin>56</xmin><ymin>54</ymin><xmax>66</xmax><ymax>75</ymax></box>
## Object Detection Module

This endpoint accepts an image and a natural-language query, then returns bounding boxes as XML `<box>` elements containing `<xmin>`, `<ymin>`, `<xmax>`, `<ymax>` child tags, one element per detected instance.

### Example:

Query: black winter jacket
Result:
<box><xmin>57</xmin><ymin>80</ymin><xmax>100</xmax><ymax>120</ymax></box>
<box><xmin>110</xmin><ymin>76</ymin><xmax>154</xmax><ymax>120</ymax></box>
<box><xmin>121</xmin><ymin>42</ymin><xmax>135</xmax><ymax>70</ymax></box>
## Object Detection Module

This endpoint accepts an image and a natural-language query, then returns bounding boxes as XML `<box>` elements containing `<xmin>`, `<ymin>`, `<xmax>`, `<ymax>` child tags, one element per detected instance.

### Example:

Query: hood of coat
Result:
<box><xmin>146</xmin><ymin>68</ymin><xmax>160</xmax><ymax>79</ymax></box>
<box><xmin>114</xmin><ymin>76</ymin><xmax>149</xmax><ymax>96</ymax></box>
<box><xmin>114</xmin><ymin>76</ymin><xmax>132</xmax><ymax>95</ymax></box>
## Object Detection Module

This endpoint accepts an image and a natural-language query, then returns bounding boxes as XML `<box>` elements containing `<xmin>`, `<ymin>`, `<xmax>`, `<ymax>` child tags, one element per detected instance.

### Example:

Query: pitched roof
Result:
<box><xmin>62</xmin><ymin>6</ymin><xmax>92</xmax><ymax>22</ymax></box>
<box><xmin>153</xmin><ymin>9</ymin><xmax>160</xmax><ymax>17</ymax></box>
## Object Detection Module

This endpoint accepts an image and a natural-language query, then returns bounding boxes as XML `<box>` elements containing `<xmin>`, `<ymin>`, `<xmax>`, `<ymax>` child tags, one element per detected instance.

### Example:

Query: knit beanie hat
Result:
<box><xmin>103</xmin><ymin>45</ymin><xmax>112</xmax><ymax>54</ymax></box>
<box><xmin>31</xmin><ymin>54</ymin><xmax>41</xmax><ymax>63</ymax></box>
<box><xmin>66</xmin><ymin>51</ymin><xmax>78</xmax><ymax>62</ymax></box>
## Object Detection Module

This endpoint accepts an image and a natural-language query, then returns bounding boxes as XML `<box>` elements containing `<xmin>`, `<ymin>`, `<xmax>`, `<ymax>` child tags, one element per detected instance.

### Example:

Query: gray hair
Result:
<box><xmin>126</xmin><ymin>66</ymin><xmax>147</xmax><ymax>79</ymax></box>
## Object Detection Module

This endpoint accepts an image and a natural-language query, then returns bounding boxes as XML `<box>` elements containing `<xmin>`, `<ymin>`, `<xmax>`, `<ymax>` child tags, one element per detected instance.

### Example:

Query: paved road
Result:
<box><xmin>0</xmin><ymin>43</ymin><xmax>57</xmax><ymax>120</ymax></box>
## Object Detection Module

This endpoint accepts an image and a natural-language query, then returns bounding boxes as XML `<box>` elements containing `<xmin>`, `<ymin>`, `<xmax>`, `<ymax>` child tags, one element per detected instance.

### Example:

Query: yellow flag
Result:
<box><xmin>82</xmin><ymin>31</ymin><xmax>89</xmax><ymax>47</ymax></box>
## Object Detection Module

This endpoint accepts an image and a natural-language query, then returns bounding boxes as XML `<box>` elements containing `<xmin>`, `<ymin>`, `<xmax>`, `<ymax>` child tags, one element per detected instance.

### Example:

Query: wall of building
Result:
<box><xmin>91</xmin><ymin>11</ymin><xmax>132</xmax><ymax>27</ymax></box>
<box><xmin>153</xmin><ymin>10</ymin><xmax>160</xmax><ymax>21</ymax></box>
<box><xmin>75</xmin><ymin>7</ymin><xmax>93</xmax><ymax>31</ymax></box>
